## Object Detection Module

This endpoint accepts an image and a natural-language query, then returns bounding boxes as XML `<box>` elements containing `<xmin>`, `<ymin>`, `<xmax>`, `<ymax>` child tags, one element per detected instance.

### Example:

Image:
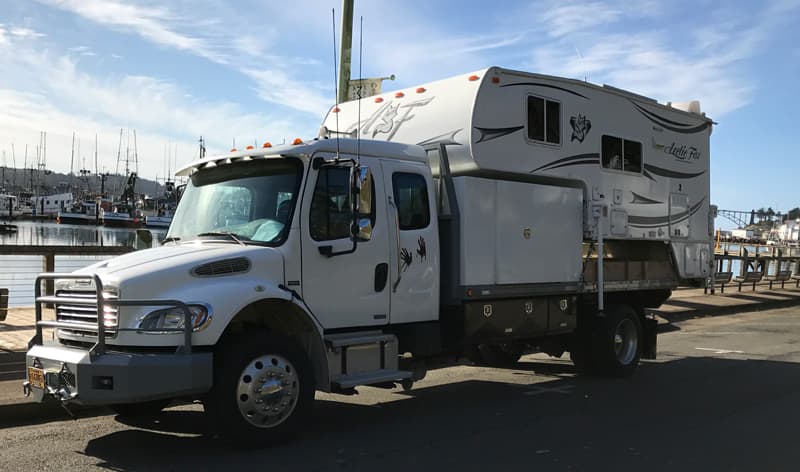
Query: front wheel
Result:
<box><xmin>205</xmin><ymin>333</ymin><xmax>315</xmax><ymax>444</ymax></box>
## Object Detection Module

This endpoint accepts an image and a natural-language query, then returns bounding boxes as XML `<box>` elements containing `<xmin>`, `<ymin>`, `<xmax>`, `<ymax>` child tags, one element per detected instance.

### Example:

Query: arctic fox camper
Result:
<box><xmin>25</xmin><ymin>67</ymin><xmax>712</xmax><ymax>443</ymax></box>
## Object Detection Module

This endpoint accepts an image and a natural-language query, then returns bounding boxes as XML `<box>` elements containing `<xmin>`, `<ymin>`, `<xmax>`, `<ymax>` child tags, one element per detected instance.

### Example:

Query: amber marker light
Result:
<box><xmin>262</xmin><ymin>142</ymin><xmax>272</xmax><ymax>148</ymax></box>
<box><xmin>332</xmin><ymin>107</ymin><xmax>340</xmax><ymax>113</ymax></box>
<box><xmin>292</xmin><ymin>138</ymin><xmax>303</xmax><ymax>145</ymax></box>
<box><xmin>246</xmin><ymin>145</ymin><xmax>254</xmax><ymax>150</ymax></box>
<box><xmin>416</xmin><ymin>87</ymin><xmax>426</xmax><ymax>93</ymax></box>
<box><xmin>395</xmin><ymin>92</ymin><xmax>404</xmax><ymax>98</ymax></box>
<box><xmin>468</xmin><ymin>75</ymin><xmax>479</xmax><ymax>81</ymax></box>
<box><xmin>229</xmin><ymin>148</ymin><xmax>237</xmax><ymax>152</ymax></box>
<box><xmin>374</xmin><ymin>97</ymin><xmax>384</xmax><ymax>103</ymax></box>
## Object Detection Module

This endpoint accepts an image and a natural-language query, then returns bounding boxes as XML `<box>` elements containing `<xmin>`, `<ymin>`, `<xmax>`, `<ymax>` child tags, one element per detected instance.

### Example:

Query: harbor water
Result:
<box><xmin>0</xmin><ymin>221</ymin><xmax>167</xmax><ymax>306</ymax></box>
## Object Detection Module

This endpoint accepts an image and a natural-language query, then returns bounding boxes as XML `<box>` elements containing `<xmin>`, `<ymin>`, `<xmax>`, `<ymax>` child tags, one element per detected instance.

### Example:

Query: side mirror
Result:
<box><xmin>353</xmin><ymin>166</ymin><xmax>373</xmax><ymax>241</ymax></box>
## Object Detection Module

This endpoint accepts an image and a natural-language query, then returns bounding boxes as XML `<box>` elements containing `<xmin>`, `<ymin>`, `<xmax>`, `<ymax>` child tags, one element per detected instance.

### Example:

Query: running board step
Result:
<box><xmin>332</xmin><ymin>370</ymin><xmax>412</xmax><ymax>390</ymax></box>
<box><xmin>324</xmin><ymin>331</ymin><xmax>396</xmax><ymax>349</ymax></box>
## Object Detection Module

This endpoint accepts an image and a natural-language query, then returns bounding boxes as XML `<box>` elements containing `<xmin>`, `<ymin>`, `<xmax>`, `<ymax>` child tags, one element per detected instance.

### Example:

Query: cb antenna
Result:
<box><xmin>356</xmin><ymin>15</ymin><xmax>363</xmax><ymax>166</ymax></box>
<box><xmin>332</xmin><ymin>8</ymin><xmax>341</xmax><ymax>159</ymax></box>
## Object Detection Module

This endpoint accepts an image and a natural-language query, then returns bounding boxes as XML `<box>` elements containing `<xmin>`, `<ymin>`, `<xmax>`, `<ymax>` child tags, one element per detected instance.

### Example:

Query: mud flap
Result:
<box><xmin>641</xmin><ymin>316</ymin><xmax>658</xmax><ymax>359</ymax></box>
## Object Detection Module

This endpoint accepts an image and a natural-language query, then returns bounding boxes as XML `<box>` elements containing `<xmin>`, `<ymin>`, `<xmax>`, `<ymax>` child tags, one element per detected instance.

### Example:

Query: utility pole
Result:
<box><xmin>337</xmin><ymin>0</ymin><xmax>354</xmax><ymax>104</ymax></box>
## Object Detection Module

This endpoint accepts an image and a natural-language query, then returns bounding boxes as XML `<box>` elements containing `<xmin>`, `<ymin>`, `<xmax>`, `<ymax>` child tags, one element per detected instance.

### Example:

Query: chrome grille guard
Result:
<box><xmin>32</xmin><ymin>273</ymin><xmax>194</xmax><ymax>358</ymax></box>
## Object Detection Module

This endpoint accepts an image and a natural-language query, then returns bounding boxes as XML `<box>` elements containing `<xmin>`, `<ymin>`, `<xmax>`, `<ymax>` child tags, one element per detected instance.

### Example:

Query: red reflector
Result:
<box><xmin>395</xmin><ymin>92</ymin><xmax>404</xmax><ymax>98</ymax></box>
<box><xmin>468</xmin><ymin>75</ymin><xmax>479</xmax><ymax>81</ymax></box>
<box><xmin>416</xmin><ymin>87</ymin><xmax>426</xmax><ymax>93</ymax></box>
<box><xmin>374</xmin><ymin>97</ymin><xmax>384</xmax><ymax>103</ymax></box>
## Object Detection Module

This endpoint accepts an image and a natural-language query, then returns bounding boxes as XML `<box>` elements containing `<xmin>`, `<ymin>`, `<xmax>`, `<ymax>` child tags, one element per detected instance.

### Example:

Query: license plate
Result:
<box><xmin>28</xmin><ymin>367</ymin><xmax>45</xmax><ymax>389</ymax></box>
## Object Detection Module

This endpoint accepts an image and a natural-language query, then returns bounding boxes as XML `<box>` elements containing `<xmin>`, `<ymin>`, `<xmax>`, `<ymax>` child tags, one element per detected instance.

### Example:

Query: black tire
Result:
<box><xmin>205</xmin><ymin>333</ymin><xmax>315</xmax><ymax>445</ymax></box>
<box><xmin>571</xmin><ymin>304</ymin><xmax>642</xmax><ymax>377</ymax></box>
<box><xmin>594</xmin><ymin>305</ymin><xmax>642</xmax><ymax>377</ymax></box>
<box><xmin>467</xmin><ymin>343</ymin><xmax>524</xmax><ymax>367</ymax></box>
<box><xmin>110</xmin><ymin>399</ymin><xmax>170</xmax><ymax>418</ymax></box>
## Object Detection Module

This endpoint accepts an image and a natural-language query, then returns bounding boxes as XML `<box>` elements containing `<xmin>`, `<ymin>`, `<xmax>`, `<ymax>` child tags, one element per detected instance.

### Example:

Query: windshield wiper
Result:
<box><xmin>162</xmin><ymin>236</ymin><xmax>181</xmax><ymax>244</ymax></box>
<box><xmin>196</xmin><ymin>231</ymin><xmax>248</xmax><ymax>246</ymax></box>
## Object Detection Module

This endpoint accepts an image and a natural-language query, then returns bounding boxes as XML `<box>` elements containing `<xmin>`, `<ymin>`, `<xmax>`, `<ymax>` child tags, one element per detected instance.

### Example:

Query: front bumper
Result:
<box><xmin>25</xmin><ymin>342</ymin><xmax>212</xmax><ymax>405</ymax></box>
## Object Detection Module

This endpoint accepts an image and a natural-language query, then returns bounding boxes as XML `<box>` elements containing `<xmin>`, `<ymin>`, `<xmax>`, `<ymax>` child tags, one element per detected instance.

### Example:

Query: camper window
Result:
<box><xmin>602</xmin><ymin>135</ymin><xmax>642</xmax><ymax>174</ymax></box>
<box><xmin>527</xmin><ymin>96</ymin><xmax>561</xmax><ymax>145</ymax></box>
<box><xmin>392</xmin><ymin>173</ymin><xmax>430</xmax><ymax>230</ymax></box>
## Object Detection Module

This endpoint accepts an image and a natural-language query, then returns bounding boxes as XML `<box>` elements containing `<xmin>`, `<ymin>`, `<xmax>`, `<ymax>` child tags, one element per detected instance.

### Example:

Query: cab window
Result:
<box><xmin>392</xmin><ymin>173</ymin><xmax>430</xmax><ymax>230</ymax></box>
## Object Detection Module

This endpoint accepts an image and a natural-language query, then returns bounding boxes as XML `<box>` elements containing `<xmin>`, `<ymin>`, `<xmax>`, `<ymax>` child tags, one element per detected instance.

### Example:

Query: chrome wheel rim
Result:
<box><xmin>236</xmin><ymin>354</ymin><xmax>299</xmax><ymax>428</ymax></box>
<box><xmin>613</xmin><ymin>319</ymin><xmax>638</xmax><ymax>365</ymax></box>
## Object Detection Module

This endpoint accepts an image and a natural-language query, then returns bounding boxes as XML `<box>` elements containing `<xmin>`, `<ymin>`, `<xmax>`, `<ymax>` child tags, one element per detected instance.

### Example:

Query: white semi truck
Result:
<box><xmin>25</xmin><ymin>67</ymin><xmax>713</xmax><ymax>443</ymax></box>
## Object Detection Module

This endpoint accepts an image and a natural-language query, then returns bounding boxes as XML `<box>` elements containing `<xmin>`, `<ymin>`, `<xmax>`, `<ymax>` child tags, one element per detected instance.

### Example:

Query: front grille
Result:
<box><xmin>55</xmin><ymin>289</ymin><xmax>118</xmax><ymax>338</ymax></box>
<box><xmin>191</xmin><ymin>257</ymin><xmax>251</xmax><ymax>277</ymax></box>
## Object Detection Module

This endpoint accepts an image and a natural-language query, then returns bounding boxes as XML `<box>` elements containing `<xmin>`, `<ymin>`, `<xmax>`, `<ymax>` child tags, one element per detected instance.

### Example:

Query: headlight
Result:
<box><xmin>137</xmin><ymin>304</ymin><xmax>211</xmax><ymax>333</ymax></box>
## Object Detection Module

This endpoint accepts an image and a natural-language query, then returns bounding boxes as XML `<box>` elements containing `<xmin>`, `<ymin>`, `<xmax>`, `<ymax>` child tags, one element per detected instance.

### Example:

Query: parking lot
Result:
<box><xmin>2</xmin><ymin>305</ymin><xmax>800</xmax><ymax>471</ymax></box>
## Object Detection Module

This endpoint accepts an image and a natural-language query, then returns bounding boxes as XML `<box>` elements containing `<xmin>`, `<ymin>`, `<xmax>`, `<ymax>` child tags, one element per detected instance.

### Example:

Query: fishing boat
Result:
<box><xmin>58</xmin><ymin>199</ymin><xmax>101</xmax><ymax>225</ymax></box>
<box><xmin>0</xmin><ymin>194</ymin><xmax>24</xmax><ymax>219</ymax></box>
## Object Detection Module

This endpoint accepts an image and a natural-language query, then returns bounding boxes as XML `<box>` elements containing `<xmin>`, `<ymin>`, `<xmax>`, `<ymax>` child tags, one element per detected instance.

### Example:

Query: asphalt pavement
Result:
<box><xmin>2</xmin><ymin>305</ymin><xmax>800</xmax><ymax>471</ymax></box>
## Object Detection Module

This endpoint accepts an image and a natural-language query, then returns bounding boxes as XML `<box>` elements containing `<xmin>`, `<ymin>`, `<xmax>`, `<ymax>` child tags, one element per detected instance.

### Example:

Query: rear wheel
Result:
<box><xmin>570</xmin><ymin>304</ymin><xmax>642</xmax><ymax>377</ymax></box>
<box><xmin>205</xmin><ymin>333</ymin><xmax>315</xmax><ymax>444</ymax></box>
<box><xmin>466</xmin><ymin>343</ymin><xmax>524</xmax><ymax>367</ymax></box>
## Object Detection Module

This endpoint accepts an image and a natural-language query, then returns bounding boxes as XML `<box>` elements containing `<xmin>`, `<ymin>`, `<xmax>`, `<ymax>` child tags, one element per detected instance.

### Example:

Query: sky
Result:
<box><xmin>0</xmin><ymin>0</ymin><xmax>799</xmax><ymax>222</ymax></box>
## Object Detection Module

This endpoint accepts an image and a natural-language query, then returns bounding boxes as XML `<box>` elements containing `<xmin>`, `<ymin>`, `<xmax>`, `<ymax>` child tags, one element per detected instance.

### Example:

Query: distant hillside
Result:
<box><xmin>0</xmin><ymin>167</ymin><xmax>165</xmax><ymax>198</ymax></box>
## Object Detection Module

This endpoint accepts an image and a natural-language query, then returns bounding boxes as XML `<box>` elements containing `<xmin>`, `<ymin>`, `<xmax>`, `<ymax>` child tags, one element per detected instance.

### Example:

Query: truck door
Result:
<box><xmin>381</xmin><ymin>160</ymin><xmax>439</xmax><ymax>324</ymax></box>
<box><xmin>300</xmin><ymin>155</ymin><xmax>391</xmax><ymax>329</ymax></box>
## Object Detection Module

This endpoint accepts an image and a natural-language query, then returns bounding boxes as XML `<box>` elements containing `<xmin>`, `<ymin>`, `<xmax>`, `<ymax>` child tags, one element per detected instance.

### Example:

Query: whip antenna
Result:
<box><xmin>356</xmin><ymin>15</ymin><xmax>363</xmax><ymax>165</ymax></box>
<box><xmin>332</xmin><ymin>8</ymin><xmax>340</xmax><ymax>158</ymax></box>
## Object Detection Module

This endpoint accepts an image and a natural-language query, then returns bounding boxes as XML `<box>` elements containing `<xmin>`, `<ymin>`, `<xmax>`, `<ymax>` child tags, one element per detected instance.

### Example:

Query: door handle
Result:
<box><xmin>374</xmin><ymin>263</ymin><xmax>388</xmax><ymax>292</ymax></box>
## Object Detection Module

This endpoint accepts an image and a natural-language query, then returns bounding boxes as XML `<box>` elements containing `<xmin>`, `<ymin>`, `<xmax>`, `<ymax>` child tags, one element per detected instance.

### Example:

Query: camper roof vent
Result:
<box><xmin>671</xmin><ymin>100</ymin><xmax>702</xmax><ymax>114</ymax></box>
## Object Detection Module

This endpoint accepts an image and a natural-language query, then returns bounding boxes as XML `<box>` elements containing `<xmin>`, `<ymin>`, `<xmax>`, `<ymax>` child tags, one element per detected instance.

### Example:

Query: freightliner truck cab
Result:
<box><xmin>26</xmin><ymin>138</ymin><xmax>447</xmax><ymax>442</ymax></box>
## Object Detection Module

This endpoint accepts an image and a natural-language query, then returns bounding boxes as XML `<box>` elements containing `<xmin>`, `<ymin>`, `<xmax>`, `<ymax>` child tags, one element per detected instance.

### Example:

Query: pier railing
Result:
<box><xmin>0</xmin><ymin>245</ymin><xmax>133</xmax><ymax>303</ymax></box>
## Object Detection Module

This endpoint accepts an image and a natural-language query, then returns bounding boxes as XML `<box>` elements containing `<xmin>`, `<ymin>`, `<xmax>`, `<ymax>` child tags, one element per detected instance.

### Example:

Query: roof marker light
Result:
<box><xmin>468</xmin><ymin>75</ymin><xmax>479</xmax><ymax>81</ymax></box>
<box><xmin>374</xmin><ymin>97</ymin><xmax>384</xmax><ymax>103</ymax></box>
<box><xmin>262</xmin><ymin>141</ymin><xmax>272</xmax><ymax>148</ymax></box>
<box><xmin>395</xmin><ymin>92</ymin><xmax>404</xmax><ymax>98</ymax></box>
<box><xmin>230</xmin><ymin>148</ymin><xmax>237</xmax><ymax>152</ymax></box>
<box><xmin>246</xmin><ymin>145</ymin><xmax>254</xmax><ymax>150</ymax></box>
<box><xmin>332</xmin><ymin>107</ymin><xmax>340</xmax><ymax>113</ymax></box>
<box><xmin>416</xmin><ymin>87</ymin><xmax>426</xmax><ymax>93</ymax></box>
<box><xmin>491</xmin><ymin>76</ymin><xmax>500</xmax><ymax>84</ymax></box>
<box><xmin>292</xmin><ymin>138</ymin><xmax>303</xmax><ymax>145</ymax></box>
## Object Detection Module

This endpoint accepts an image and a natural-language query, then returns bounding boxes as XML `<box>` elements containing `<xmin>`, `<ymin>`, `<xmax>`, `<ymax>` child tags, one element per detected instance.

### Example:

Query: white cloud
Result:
<box><xmin>9</xmin><ymin>27</ymin><xmax>45</xmax><ymax>39</ymax></box>
<box><xmin>0</xmin><ymin>38</ymin><xmax>310</xmax><ymax>178</ymax></box>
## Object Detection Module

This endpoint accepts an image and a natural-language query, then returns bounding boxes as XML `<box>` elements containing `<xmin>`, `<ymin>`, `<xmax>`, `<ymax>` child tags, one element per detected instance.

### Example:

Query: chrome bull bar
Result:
<box><xmin>32</xmin><ymin>273</ymin><xmax>194</xmax><ymax>358</ymax></box>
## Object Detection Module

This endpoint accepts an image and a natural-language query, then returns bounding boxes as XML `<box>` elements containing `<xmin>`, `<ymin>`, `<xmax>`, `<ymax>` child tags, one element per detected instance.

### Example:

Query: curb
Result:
<box><xmin>649</xmin><ymin>294</ymin><xmax>800</xmax><ymax>328</ymax></box>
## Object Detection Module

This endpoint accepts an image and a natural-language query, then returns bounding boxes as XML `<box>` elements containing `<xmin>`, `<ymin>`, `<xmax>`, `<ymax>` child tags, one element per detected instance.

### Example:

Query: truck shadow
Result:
<box><xmin>84</xmin><ymin>355</ymin><xmax>800</xmax><ymax>471</ymax></box>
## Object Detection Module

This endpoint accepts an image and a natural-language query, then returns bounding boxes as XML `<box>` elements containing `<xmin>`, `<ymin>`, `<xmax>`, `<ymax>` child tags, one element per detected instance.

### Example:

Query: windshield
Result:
<box><xmin>167</xmin><ymin>158</ymin><xmax>303</xmax><ymax>245</ymax></box>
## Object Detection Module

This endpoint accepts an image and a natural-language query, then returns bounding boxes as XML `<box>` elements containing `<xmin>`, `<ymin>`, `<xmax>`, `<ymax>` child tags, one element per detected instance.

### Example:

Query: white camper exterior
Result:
<box><xmin>323</xmin><ymin>66</ymin><xmax>713</xmax><ymax>286</ymax></box>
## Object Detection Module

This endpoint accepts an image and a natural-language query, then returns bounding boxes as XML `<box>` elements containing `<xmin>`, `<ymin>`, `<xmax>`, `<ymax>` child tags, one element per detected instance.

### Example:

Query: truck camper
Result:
<box><xmin>25</xmin><ymin>67</ymin><xmax>713</xmax><ymax>443</ymax></box>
